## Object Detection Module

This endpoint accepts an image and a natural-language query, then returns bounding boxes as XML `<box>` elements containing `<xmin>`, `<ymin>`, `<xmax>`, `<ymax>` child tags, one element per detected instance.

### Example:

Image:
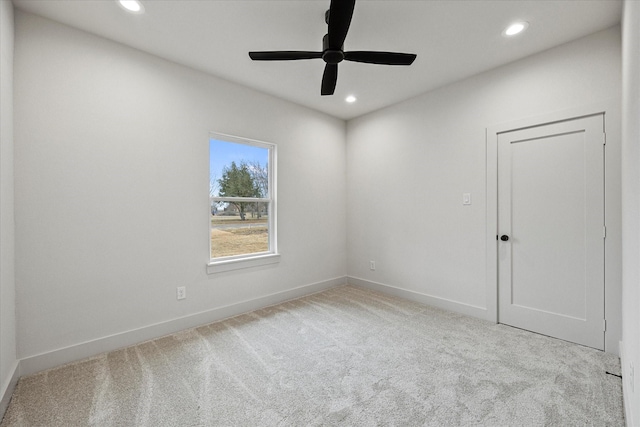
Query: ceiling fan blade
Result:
<box><xmin>327</xmin><ymin>0</ymin><xmax>356</xmax><ymax>49</ymax></box>
<box><xmin>249</xmin><ymin>51</ymin><xmax>323</xmax><ymax>61</ymax></box>
<box><xmin>321</xmin><ymin>63</ymin><xmax>338</xmax><ymax>96</ymax></box>
<box><xmin>344</xmin><ymin>51</ymin><xmax>417</xmax><ymax>65</ymax></box>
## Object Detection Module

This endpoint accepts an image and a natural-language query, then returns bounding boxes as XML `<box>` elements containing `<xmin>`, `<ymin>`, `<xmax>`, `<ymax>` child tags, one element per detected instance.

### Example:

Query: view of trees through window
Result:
<box><xmin>210</xmin><ymin>136</ymin><xmax>273</xmax><ymax>260</ymax></box>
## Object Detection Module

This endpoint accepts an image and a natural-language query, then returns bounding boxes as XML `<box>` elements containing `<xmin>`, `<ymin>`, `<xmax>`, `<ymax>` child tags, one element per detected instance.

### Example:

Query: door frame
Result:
<box><xmin>485</xmin><ymin>100</ymin><xmax>621</xmax><ymax>354</ymax></box>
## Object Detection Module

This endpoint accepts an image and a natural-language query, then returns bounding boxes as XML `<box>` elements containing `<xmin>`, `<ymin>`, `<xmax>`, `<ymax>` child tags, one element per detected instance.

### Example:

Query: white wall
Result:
<box><xmin>347</xmin><ymin>27</ymin><xmax>622</xmax><ymax>351</ymax></box>
<box><xmin>0</xmin><ymin>0</ymin><xmax>18</xmax><ymax>413</ymax></box>
<box><xmin>621</xmin><ymin>0</ymin><xmax>640</xmax><ymax>424</ymax></box>
<box><xmin>13</xmin><ymin>11</ymin><xmax>346</xmax><ymax>370</ymax></box>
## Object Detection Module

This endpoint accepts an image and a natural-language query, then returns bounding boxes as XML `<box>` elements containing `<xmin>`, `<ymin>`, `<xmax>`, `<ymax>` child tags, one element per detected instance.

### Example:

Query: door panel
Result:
<box><xmin>498</xmin><ymin>114</ymin><xmax>604</xmax><ymax>350</ymax></box>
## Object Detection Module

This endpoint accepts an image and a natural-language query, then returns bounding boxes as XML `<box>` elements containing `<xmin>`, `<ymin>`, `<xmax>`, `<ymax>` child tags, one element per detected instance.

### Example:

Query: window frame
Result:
<box><xmin>207</xmin><ymin>132</ymin><xmax>278</xmax><ymax>274</ymax></box>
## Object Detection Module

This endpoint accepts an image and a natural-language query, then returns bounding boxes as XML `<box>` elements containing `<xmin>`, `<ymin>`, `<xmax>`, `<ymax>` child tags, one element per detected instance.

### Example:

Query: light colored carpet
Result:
<box><xmin>1</xmin><ymin>285</ymin><xmax>624</xmax><ymax>426</ymax></box>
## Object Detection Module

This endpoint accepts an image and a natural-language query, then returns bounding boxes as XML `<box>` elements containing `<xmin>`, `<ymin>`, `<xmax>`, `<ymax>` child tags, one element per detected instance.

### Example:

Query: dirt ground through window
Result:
<box><xmin>210</xmin><ymin>227</ymin><xmax>268</xmax><ymax>258</ymax></box>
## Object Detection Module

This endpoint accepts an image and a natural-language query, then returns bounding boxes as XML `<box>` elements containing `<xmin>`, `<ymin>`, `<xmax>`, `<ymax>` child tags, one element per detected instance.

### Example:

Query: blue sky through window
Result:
<box><xmin>209</xmin><ymin>138</ymin><xmax>268</xmax><ymax>197</ymax></box>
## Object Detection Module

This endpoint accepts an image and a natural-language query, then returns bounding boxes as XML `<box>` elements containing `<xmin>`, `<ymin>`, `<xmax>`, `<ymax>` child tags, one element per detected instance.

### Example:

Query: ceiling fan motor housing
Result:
<box><xmin>322</xmin><ymin>34</ymin><xmax>344</xmax><ymax>64</ymax></box>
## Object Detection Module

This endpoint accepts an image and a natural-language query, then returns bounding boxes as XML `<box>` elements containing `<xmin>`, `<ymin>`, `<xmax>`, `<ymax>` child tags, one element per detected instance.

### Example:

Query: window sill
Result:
<box><xmin>207</xmin><ymin>253</ymin><xmax>280</xmax><ymax>274</ymax></box>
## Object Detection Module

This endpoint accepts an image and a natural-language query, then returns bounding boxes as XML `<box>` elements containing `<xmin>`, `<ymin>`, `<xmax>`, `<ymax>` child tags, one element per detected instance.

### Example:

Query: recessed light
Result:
<box><xmin>345</xmin><ymin>95</ymin><xmax>357</xmax><ymax>103</ymax></box>
<box><xmin>118</xmin><ymin>0</ymin><xmax>144</xmax><ymax>13</ymax></box>
<box><xmin>503</xmin><ymin>21</ymin><xmax>528</xmax><ymax>37</ymax></box>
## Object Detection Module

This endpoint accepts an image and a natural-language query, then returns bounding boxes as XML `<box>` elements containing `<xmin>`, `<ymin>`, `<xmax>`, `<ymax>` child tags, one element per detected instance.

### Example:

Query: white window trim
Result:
<box><xmin>207</xmin><ymin>253</ymin><xmax>281</xmax><ymax>274</ymax></box>
<box><xmin>207</xmin><ymin>132</ymin><xmax>278</xmax><ymax>274</ymax></box>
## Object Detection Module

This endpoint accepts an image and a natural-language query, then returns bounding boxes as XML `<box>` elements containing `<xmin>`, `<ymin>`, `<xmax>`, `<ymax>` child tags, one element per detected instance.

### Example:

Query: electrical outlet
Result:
<box><xmin>370</xmin><ymin>261</ymin><xmax>376</xmax><ymax>271</ymax></box>
<box><xmin>176</xmin><ymin>286</ymin><xmax>186</xmax><ymax>300</ymax></box>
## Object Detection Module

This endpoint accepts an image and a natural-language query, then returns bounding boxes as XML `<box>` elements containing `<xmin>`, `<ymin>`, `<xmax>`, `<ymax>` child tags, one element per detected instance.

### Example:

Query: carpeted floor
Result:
<box><xmin>1</xmin><ymin>285</ymin><xmax>624</xmax><ymax>426</ymax></box>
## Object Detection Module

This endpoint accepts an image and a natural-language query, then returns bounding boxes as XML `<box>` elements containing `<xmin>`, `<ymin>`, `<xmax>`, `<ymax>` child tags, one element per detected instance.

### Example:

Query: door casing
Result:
<box><xmin>486</xmin><ymin>101</ymin><xmax>621</xmax><ymax>354</ymax></box>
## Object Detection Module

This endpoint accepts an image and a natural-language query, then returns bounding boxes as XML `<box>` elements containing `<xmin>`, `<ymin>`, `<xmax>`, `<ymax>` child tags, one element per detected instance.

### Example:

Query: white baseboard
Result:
<box><xmin>0</xmin><ymin>361</ymin><xmax>20</xmax><ymax>420</ymax></box>
<box><xmin>620</xmin><ymin>341</ymin><xmax>633</xmax><ymax>427</ymax></box>
<box><xmin>347</xmin><ymin>276</ymin><xmax>488</xmax><ymax>320</ymax></box>
<box><xmin>19</xmin><ymin>276</ymin><xmax>346</xmax><ymax>377</ymax></box>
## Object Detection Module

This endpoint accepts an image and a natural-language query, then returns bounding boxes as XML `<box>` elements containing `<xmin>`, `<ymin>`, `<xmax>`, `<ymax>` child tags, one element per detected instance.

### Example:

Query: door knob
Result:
<box><xmin>500</xmin><ymin>235</ymin><xmax>509</xmax><ymax>241</ymax></box>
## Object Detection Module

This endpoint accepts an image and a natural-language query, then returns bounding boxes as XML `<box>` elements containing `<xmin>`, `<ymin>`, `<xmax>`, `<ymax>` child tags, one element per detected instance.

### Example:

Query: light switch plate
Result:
<box><xmin>463</xmin><ymin>193</ymin><xmax>471</xmax><ymax>205</ymax></box>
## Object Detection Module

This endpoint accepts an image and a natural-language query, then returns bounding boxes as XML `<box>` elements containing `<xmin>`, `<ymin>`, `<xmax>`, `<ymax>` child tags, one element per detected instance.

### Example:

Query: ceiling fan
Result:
<box><xmin>248</xmin><ymin>0</ymin><xmax>417</xmax><ymax>96</ymax></box>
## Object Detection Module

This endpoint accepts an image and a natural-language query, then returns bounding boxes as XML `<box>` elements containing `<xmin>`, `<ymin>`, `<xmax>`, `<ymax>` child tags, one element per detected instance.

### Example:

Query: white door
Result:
<box><xmin>497</xmin><ymin>114</ymin><xmax>605</xmax><ymax>350</ymax></box>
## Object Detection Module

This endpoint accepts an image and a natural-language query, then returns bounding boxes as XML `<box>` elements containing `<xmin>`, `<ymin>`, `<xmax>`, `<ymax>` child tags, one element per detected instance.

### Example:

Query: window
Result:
<box><xmin>207</xmin><ymin>133</ymin><xmax>278</xmax><ymax>273</ymax></box>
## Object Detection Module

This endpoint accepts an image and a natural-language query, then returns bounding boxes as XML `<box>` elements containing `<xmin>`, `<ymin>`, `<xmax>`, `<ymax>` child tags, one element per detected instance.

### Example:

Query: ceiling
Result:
<box><xmin>12</xmin><ymin>0</ymin><xmax>622</xmax><ymax>120</ymax></box>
